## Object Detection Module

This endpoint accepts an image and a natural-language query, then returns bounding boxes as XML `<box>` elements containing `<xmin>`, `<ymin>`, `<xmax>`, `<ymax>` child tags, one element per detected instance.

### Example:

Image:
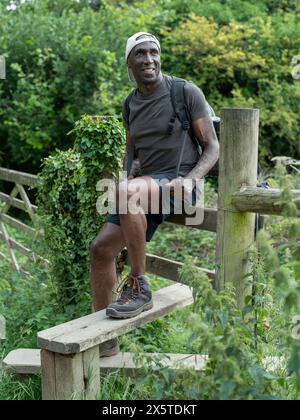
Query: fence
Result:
<box><xmin>0</xmin><ymin>168</ymin><xmax>40</xmax><ymax>273</ymax></box>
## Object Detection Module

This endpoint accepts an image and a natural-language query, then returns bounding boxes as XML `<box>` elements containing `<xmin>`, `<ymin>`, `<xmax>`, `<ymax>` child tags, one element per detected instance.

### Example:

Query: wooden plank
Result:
<box><xmin>0</xmin><ymin>220</ymin><xmax>20</xmax><ymax>271</ymax></box>
<box><xmin>3</xmin><ymin>349</ymin><xmax>207</xmax><ymax>375</ymax></box>
<box><xmin>41</xmin><ymin>350</ymin><xmax>56</xmax><ymax>400</ymax></box>
<box><xmin>2</xmin><ymin>186</ymin><xmax>18</xmax><ymax>214</ymax></box>
<box><xmin>3</xmin><ymin>349</ymin><xmax>283</xmax><ymax>380</ymax></box>
<box><xmin>82</xmin><ymin>347</ymin><xmax>100</xmax><ymax>400</ymax></box>
<box><xmin>54</xmin><ymin>352</ymin><xmax>85</xmax><ymax>400</ymax></box>
<box><xmin>0</xmin><ymin>192</ymin><xmax>37</xmax><ymax>213</ymax></box>
<box><xmin>233</xmin><ymin>186</ymin><xmax>300</xmax><ymax>216</ymax></box>
<box><xmin>3</xmin><ymin>349</ymin><xmax>41</xmax><ymax>375</ymax></box>
<box><xmin>0</xmin><ymin>230</ymin><xmax>36</xmax><ymax>261</ymax></box>
<box><xmin>38</xmin><ymin>283</ymin><xmax>193</xmax><ymax>354</ymax></box>
<box><xmin>0</xmin><ymin>213</ymin><xmax>36</xmax><ymax>237</ymax></box>
<box><xmin>16</xmin><ymin>184</ymin><xmax>35</xmax><ymax>220</ymax></box>
<box><xmin>215</xmin><ymin>108</ymin><xmax>259</xmax><ymax>308</ymax></box>
<box><xmin>100</xmin><ymin>352</ymin><xmax>208</xmax><ymax>374</ymax></box>
<box><xmin>144</xmin><ymin>253</ymin><xmax>215</xmax><ymax>284</ymax></box>
<box><xmin>0</xmin><ymin>250</ymin><xmax>10</xmax><ymax>262</ymax></box>
<box><xmin>0</xmin><ymin>167</ymin><xmax>38</xmax><ymax>187</ymax></box>
<box><xmin>166</xmin><ymin>208</ymin><xmax>217</xmax><ymax>232</ymax></box>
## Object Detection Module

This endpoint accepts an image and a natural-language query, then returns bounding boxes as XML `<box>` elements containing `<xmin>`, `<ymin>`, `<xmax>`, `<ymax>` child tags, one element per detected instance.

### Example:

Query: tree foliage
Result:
<box><xmin>0</xmin><ymin>0</ymin><xmax>299</xmax><ymax>171</ymax></box>
<box><xmin>0</xmin><ymin>0</ymin><xmax>162</xmax><ymax>170</ymax></box>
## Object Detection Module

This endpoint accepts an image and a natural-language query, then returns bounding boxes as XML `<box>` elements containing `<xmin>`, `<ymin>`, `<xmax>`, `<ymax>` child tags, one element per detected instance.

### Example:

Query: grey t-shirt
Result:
<box><xmin>122</xmin><ymin>74</ymin><xmax>209</xmax><ymax>177</ymax></box>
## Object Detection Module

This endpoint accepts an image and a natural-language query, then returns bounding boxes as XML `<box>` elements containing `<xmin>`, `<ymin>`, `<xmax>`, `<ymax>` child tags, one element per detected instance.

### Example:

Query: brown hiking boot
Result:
<box><xmin>106</xmin><ymin>274</ymin><xmax>153</xmax><ymax>319</ymax></box>
<box><xmin>99</xmin><ymin>338</ymin><xmax>119</xmax><ymax>358</ymax></box>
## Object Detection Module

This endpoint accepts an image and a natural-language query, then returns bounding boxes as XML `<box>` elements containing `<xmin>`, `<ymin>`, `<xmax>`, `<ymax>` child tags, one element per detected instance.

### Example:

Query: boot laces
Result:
<box><xmin>116</xmin><ymin>274</ymin><xmax>142</xmax><ymax>304</ymax></box>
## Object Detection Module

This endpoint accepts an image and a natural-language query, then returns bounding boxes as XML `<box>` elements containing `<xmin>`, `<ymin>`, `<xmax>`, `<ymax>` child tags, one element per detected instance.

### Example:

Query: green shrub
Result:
<box><xmin>37</xmin><ymin>115</ymin><xmax>125</xmax><ymax>310</ymax></box>
<box><xmin>162</xmin><ymin>12</ymin><xmax>300</xmax><ymax>164</ymax></box>
<box><xmin>132</xmin><ymin>158</ymin><xmax>300</xmax><ymax>400</ymax></box>
<box><xmin>0</xmin><ymin>0</ymin><xmax>158</xmax><ymax>171</ymax></box>
<box><xmin>1</xmin><ymin>0</ymin><xmax>299</xmax><ymax>171</ymax></box>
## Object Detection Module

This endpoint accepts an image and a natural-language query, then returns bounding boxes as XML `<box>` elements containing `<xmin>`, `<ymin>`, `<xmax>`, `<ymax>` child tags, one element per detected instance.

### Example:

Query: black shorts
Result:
<box><xmin>106</xmin><ymin>173</ymin><xmax>197</xmax><ymax>242</ymax></box>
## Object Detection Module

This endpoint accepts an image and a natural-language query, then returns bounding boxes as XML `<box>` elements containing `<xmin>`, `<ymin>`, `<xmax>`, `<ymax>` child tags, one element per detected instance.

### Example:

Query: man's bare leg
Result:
<box><xmin>104</xmin><ymin>176</ymin><xmax>160</xmax><ymax>319</ymax></box>
<box><xmin>119</xmin><ymin>212</ymin><xmax>147</xmax><ymax>275</ymax></box>
<box><xmin>118</xmin><ymin>176</ymin><xmax>160</xmax><ymax>276</ymax></box>
<box><xmin>90</xmin><ymin>222</ymin><xmax>126</xmax><ymax>311</ymax></box>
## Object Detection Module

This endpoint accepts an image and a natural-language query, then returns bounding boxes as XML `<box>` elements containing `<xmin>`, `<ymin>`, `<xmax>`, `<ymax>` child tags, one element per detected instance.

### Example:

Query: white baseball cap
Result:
<box><xmin>125</xmin><ymin>32</ymin><xmax>161</xmax><ymax>83</ymax></box>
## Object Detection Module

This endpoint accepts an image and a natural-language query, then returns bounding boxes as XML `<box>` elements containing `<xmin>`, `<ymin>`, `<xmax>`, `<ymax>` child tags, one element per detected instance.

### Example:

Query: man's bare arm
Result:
<box><xmin>186</xmin><ymin>117</ymin><xmax>219</xmax><ymax>181</ymax></box>
<box><xmin>123</xmin><ymin>129</ymin><xmax>141</xmax><ymax>179</ymax></box>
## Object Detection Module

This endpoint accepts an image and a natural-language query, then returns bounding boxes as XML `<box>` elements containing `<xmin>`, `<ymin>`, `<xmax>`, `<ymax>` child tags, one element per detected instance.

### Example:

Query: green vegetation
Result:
<box><xmin>36</xmin><ymin>115</ymin><xmax>125</xmax><ymax>311</ymax></box>
<box><xmin>0</xmin><ymin>0</ymin><xmax>300</xmax><ymax>402</ymax></box>
<box><xmin>0</xmin><ymin>0</ymin><xmax>299</xmax><ymax>172</ymax></box>
<box><xmin>1</xmin><ymin>157</ymin><xmax>300</xmax><ymax>400</ymax></box>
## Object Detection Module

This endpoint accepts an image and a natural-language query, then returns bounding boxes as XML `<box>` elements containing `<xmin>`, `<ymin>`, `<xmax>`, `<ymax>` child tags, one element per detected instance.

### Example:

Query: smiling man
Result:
<box><xmin>90</xmin><ymin>32</ymin><xmax>219</xmax><ymax>357</ymax></box>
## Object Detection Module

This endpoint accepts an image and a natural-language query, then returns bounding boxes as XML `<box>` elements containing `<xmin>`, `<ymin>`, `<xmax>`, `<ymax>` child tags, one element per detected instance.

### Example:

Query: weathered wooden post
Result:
<box><xmin>215</xmin><ymin>108</ymin><xmax>259</xmax><ymax>307</ymax></box>
<box><xmin>41</xmin><ymin>346</ymin><xmax>100</xmax><ymax>400</ymax></box>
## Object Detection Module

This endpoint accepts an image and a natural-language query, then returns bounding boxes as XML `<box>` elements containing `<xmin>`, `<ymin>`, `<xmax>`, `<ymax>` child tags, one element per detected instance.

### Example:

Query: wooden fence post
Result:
<box><xmin>41</xmin><ymin>346</ymin><xmax>100</xmax><ymax>400</ymax></box>
<box><xmin>215</xmin><ymin>108</ymin><xmax>259</xmax><ymax>307</ymax></box>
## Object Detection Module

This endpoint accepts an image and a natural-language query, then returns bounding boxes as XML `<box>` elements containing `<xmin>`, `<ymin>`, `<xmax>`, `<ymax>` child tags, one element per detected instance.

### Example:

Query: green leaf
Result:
<box><xmin>219</xmin><ymin>381</ymin><xmax>236</xmax><ymax>400</ymax></box>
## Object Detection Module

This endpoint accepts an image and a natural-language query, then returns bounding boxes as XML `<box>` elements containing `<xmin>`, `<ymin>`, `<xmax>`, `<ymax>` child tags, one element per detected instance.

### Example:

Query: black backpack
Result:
<box><xmin>124</xmin><ymin>76</ymin><xmax>220</xmax><ymax>178</ymax></box>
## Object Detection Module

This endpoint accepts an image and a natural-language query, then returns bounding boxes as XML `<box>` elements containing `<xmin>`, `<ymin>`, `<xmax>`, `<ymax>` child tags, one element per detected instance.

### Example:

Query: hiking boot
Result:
<box><xmin>106</xmin><ymin>274</ymin><xmax>153</xmax><ymax>319</ymax></box>
<box><xmin>99</xmin><ymin>338</ymin><xmax>119</xmax><ymax>357</ymax></box>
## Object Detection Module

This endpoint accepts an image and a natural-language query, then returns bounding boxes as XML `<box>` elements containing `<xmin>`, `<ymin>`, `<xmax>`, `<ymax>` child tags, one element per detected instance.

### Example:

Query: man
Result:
<box><xmin>90</xmin><ymin>32</ymin><xmax>219</xmax><ymax>357</ymax></box>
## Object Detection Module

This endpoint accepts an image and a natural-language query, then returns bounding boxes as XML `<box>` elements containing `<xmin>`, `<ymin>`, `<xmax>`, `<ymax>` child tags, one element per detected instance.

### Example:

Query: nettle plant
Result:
<box><xmin>37</xmin><ymin>115</ymin><xmax>125</xmax><ymax>312</ymax></box>
<box><xmin>137</xmin><ymin>157</ymin><xmax>300</xmax><ymax>400</ymax></box>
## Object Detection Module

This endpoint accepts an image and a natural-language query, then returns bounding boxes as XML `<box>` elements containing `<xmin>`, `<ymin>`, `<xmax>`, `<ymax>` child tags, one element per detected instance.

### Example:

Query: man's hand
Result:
<box><xmin>164</xmin><ymin>177</ymin><xmax>194</xmax><ymax>197</ymax></box>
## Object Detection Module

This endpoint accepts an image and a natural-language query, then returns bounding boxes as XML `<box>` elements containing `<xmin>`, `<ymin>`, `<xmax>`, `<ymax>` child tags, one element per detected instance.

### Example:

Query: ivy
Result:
<box><xmin>37</xmin><ymin>115</ymin><xmax>125</xmax><ymax>311</ymax></box>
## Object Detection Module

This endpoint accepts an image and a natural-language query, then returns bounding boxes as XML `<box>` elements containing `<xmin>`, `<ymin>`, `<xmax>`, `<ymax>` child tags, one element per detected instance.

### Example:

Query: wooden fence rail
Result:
<box><xmin>0</xmin><ymin>167</ymin><xmax>38</xmax><ymax>187</ymax></box>
<box><xmin>233</xmin><ymin>186</ymin><xmax>300</xmax><ymax>215</ymax></box>
<box><xmin>0</xmin><ymin>168</ymin><xmax>39</xmax><ymax>273</ymax></box>
<box><xmin>1</xmin><ymin>167</ymin><xmax>299</xmax><ymax>284</ymax></box>
<box><xmin>0</xmin><ymin>167</ymin><xmax>217</xmax><ymax>280</ymax></box>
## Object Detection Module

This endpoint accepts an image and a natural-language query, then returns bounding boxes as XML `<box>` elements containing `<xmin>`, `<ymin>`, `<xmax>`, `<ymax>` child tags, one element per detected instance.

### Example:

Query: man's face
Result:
<box><xmin>127</xmin><ymin>41</ymin><xmax>161</xmax><ymax>85</ymax></box>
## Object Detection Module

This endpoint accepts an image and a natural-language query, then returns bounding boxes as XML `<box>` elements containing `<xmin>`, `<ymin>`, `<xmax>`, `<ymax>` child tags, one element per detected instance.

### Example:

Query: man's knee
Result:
<box><xmin>90</xmin><ymin>235</ymin><xmax>114</xmax><ymax>261</ymax></box>
<box><xmin>90</xmin><ymin>222</ymin><xmax>124</xmax><ymax>261</ymax></box>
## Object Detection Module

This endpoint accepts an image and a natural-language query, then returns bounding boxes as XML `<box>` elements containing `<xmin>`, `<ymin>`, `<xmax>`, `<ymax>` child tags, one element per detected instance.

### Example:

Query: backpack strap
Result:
<box><xmin>124</xmin><ymin>90</ymin><xmax>137</xmax><ymax>176</ymax></box>
<box><xmin>170</xmin><ymin>77</ymin><xmax>201</xmax><ymax>178</ymax></box>
<box><xmin>169</xmin><ymin>76</ymin><xmax>190</xmax><ymax>134</ymax></box>
<box><xmin>170</xmin><ymin>77</ymin><xmax>221</xmax><ymax>178</ymax></box>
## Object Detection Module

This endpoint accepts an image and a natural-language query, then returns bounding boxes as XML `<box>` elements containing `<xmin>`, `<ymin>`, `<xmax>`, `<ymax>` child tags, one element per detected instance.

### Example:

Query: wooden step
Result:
<box><xmin>2</xmin><ymin>349</ymin><xmax>207</xmax><ymax>375</ymax></box>
<box><xmin>38</xmin><ymin>283</ymin><xmax>193</xmax><ymax>355</ymax></box>
<box><xmin>2</xmin><ymin>349</ymin><xmax>41</xmax><ymax>375</ymax></box>
<box><xmin>3</xmin><ymin>349</ymin><xmax>285</xmax><ymax>377</ymax></box>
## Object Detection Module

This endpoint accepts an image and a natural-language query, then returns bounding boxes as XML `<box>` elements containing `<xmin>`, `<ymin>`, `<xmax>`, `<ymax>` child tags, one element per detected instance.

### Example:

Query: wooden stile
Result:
<box><xmin>215</xmin><ymin>108</ymin><xmax>259</xmax><ymax>307</ymax></box>
<box><xmin>37</xmin><ymin>283</ymin><xmax>193</xmax><ymax>400</ymax></box>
